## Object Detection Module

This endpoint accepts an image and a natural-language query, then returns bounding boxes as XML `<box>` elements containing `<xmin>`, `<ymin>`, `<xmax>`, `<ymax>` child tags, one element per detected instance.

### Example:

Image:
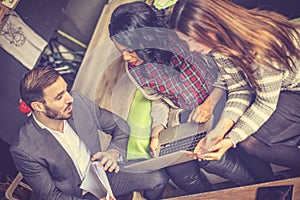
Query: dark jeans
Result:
<box><xmin>236</xmin><ymin>147</ymin><xmax>275</xmax><ymax>183</ymax></box>
<box><xmin>240</xmin><ymin>91</ymin><xmax>300</xmax><ymax>169</ymax></box>
<box><xmin>164</xmin><ymin>149</ymin><xmax>255</xmax><ymax>194</ymax></box>
<box><xmin>165</xmin><ymin>160</ymin><xmax>213</xmax><ymax>194</ymax></box>
<box><xmin>107</xmin><ymin>169</ymin><xmax>168</xmax><ymax>200</ymax></box>
<box><xmin>200</xmin><ymin>148</ymin><xmax>255</xmax><ymax>186</ymax></box>
<box><xmin>163</xmin><ymin>110</ymin><xmax>255</xmax><ymax>194</ymax></box>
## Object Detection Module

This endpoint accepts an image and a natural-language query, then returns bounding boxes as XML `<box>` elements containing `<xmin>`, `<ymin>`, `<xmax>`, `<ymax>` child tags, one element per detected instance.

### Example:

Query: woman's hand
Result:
<box><xmin>201</xmin><ymin>138</ymin><xmax>234</xmax><ymax>160</ymax></box>
<box><xmin>193</xmin><ymin>116</ymin><xmax>234</xmax><ymax>160</ymax></box>
<box><xmin>193</xmin><ymin>129</ymin><xmax>222</xmax><ymax>159</ymax></box>
<box><xmin>188</xmin><ymin>101</ymin><xmax>213</xmax><ymax>123</ymax></box>
<box><xmin>149</xmin><ymin>136</ymin><xmax>160</xmax><ymax>157</ymax></box>
<box><xmin>189</xmin><ymin>88</ymin><xmax>224</xmax><ymax>123</ymax></box>
<box><xmin>149</xmin><ymin>125</ymin><xmax>165</xmax><ymax>156</ymax></box>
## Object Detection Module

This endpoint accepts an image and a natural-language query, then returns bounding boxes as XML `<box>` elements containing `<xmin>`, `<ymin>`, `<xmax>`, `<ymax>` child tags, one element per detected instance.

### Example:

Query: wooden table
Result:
<box><xmin>164</xmin><ymin>177</ymin><xmax>300</xmax><ymax>200</ymax></box>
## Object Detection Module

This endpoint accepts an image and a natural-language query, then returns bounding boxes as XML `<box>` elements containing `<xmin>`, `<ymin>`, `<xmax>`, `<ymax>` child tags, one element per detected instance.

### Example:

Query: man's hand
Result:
<box><xmin>91</xmin><ymin>150</ymin><xmax>120</xmax><ymax>173</ymax></box>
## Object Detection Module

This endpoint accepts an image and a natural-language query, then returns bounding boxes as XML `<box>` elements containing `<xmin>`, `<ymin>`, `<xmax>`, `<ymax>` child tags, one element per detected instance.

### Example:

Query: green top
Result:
<box><xmin>127</xmin><ymin>89</ymin><xmax>152</xmax><ymax>160</ymax></box>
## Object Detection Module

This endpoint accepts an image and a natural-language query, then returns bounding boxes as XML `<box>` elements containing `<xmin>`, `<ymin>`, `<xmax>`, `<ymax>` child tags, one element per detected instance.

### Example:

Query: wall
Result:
<box><xmin>0</xmin><ymin>0</ymin><xmax>69</xmax><ymax>180</ymax></box>
<box><xmin>232</xmin><ymin>0</ymin><xmax>300</xmax><ymax>19</ymax></box>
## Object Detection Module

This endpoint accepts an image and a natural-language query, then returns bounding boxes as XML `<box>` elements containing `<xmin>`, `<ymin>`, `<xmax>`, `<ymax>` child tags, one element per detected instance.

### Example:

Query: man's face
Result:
<box><xmin>41</xmin><ymin>76</ymin><xmax>73</xmax><ymax>120</ymax></box>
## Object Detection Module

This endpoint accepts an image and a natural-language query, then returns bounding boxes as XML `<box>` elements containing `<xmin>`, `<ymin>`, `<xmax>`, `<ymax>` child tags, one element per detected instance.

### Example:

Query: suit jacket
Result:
<box><xmin>10</xmin><ymin>91</ymin><xmax>130</xmax><ymax>200</ymax></box>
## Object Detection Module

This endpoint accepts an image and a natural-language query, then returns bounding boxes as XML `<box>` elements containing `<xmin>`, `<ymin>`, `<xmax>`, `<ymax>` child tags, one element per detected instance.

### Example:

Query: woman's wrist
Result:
<box><xmin>151</xmin><ymin>124</ymin><xmax>165</xmax><ymax>138</ymax></box>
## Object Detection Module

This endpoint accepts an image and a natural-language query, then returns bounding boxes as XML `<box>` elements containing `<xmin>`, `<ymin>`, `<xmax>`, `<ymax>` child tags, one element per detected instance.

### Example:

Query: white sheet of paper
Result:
<box><xmin>80</xmin><ymin>161</ymin><xmax>114</xmax><ymax>200</ymax></box>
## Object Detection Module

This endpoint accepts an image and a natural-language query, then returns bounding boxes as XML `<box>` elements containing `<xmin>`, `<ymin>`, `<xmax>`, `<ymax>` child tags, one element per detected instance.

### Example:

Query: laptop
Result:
<box><xmin>123</xmin><ymin>117</ymin><xmax>213</xmax><ymax>172</ymax></box>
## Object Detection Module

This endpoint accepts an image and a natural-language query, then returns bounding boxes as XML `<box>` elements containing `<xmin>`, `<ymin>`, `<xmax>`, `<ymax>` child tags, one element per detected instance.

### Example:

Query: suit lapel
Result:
<box><xmin>31</xmin><ymin>117</ymin><xmax>81</xmax><ymax>182</ymax></box>
<box><xmin>68</xmin><ymin>95</ymin><xmax>101</xmax><ymax>154</ymax></box>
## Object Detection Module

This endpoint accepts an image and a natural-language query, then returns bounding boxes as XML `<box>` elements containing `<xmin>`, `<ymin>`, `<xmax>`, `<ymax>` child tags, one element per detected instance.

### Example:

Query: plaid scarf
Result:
<box><xmin>128</xmin><ymin>39</ymin><xmax>218</xmax><ymax>110</ymax></box>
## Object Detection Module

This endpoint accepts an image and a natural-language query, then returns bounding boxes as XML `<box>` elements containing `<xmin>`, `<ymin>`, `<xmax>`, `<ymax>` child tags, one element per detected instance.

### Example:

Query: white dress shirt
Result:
<box><xmin>33</xmin><ymin>114</ymin><xmax>90</xmax><ymax>180</ymax></box>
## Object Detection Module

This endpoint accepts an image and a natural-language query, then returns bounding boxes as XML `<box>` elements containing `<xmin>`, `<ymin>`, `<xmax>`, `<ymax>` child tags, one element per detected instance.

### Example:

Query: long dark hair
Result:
<box><xmin>109</xmin><ymin>2</ymin><xmax>174</xmax><ymax>65</ymax></box>
<box><xmin>170</xmin><ymin>0</ymin><xmax>300</xmax><ymax>88</ymax></box>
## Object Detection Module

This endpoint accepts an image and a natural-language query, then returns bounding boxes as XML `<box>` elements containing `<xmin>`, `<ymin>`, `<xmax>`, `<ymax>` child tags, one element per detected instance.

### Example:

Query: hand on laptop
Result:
<box><xmin>188</xmin><ymin>98</ymin><xmax>214</xmax><ymax>123</ymax></box>
<box><xmin>194</xmin><ymin>117</ymin><xmax>234</xmax><ymax>160</ymax></box>
<box><xmin>200</xmin><ymin>138</ymin><xmax>234</xmax><ymax>160</ymax></box>
<box><xmin>150</xmin><ymin>137</ymin><xmax>160</xmax><ymax>157</ymax></box>
<box><xmin>150</xmin><ymin>125</ymin><xmax>165</xmax><ymax>157</ymax></box>
<box><xmin>193</xmin><ymin>129</ymin><xmax>221</xmax><ymax>160</ymax></box>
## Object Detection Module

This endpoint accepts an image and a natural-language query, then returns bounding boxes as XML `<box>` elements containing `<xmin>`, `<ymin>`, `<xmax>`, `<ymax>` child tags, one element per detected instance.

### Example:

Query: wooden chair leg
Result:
<box><xmin>5</xmin><ymin>172</ymin><xmax>32</xmax><ymax>200</ymax></box>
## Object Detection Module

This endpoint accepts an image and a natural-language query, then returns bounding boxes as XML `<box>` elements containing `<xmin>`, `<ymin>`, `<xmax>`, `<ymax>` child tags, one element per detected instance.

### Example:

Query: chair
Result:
<box><xmin>5</xmin><ymin>172</ymin><xmax>32</xmax><ymax>200</ymax></box>
<box><xmin>5</xmin><ymin>172</ymin><xmax>142</xmax><ymax>200</ymax></box>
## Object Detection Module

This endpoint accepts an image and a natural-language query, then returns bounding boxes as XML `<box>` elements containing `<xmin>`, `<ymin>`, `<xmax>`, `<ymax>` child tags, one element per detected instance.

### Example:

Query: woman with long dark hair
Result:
<box><xmin>109</xmin><ymin>2</ymin><xmax>255</xmax><ymax>194</ymax></box>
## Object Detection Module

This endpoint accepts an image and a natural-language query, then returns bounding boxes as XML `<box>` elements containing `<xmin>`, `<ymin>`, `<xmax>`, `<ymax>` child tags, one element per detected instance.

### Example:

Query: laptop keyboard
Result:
<box><xmin>159</xmin><ymin>132</ymin><xmax>207</xmax><ymax>156</ymax></box>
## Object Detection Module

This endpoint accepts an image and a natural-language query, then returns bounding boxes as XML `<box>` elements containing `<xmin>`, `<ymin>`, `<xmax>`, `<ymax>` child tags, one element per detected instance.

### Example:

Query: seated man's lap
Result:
<box><xmin>107</xmin><ymin>169</ymin><xmax>168</xmax><ymax>197</ymax></box>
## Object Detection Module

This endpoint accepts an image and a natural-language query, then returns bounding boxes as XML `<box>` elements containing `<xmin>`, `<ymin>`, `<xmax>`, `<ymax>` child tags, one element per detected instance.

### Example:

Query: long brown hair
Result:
<box><xmin>170</xmin><ymin>0</ymin><xmax>300</xmax><ymax>88</ymax></box>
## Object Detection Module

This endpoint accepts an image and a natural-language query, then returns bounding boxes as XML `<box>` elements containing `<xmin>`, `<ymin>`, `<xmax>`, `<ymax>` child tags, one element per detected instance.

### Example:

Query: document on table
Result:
<box><xmin>80</xmin><ymin>161</ymin><xmax>114</xmax><ymax>200</ymax></box>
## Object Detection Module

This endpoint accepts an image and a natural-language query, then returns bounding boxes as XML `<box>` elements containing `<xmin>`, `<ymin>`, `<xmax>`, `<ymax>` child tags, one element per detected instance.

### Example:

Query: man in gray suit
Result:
<box><xmin>10</xmin><ymin>67</ymin><xmax>168</xmax><ymax>200</ymax></box>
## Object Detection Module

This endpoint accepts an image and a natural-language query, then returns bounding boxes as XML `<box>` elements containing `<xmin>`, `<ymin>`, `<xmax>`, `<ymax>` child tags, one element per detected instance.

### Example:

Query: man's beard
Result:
<box><xmin>44</xmin><ymin>103</ymin><xmax>72</xmax><ymax>120</ymax></box>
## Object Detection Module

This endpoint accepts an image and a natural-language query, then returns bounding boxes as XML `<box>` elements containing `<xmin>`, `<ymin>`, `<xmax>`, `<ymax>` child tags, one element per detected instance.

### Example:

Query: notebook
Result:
<box><xmin>123</xmin><ymin>117</ymin><xmax>213</xmax><ymax>172</ymax></box>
